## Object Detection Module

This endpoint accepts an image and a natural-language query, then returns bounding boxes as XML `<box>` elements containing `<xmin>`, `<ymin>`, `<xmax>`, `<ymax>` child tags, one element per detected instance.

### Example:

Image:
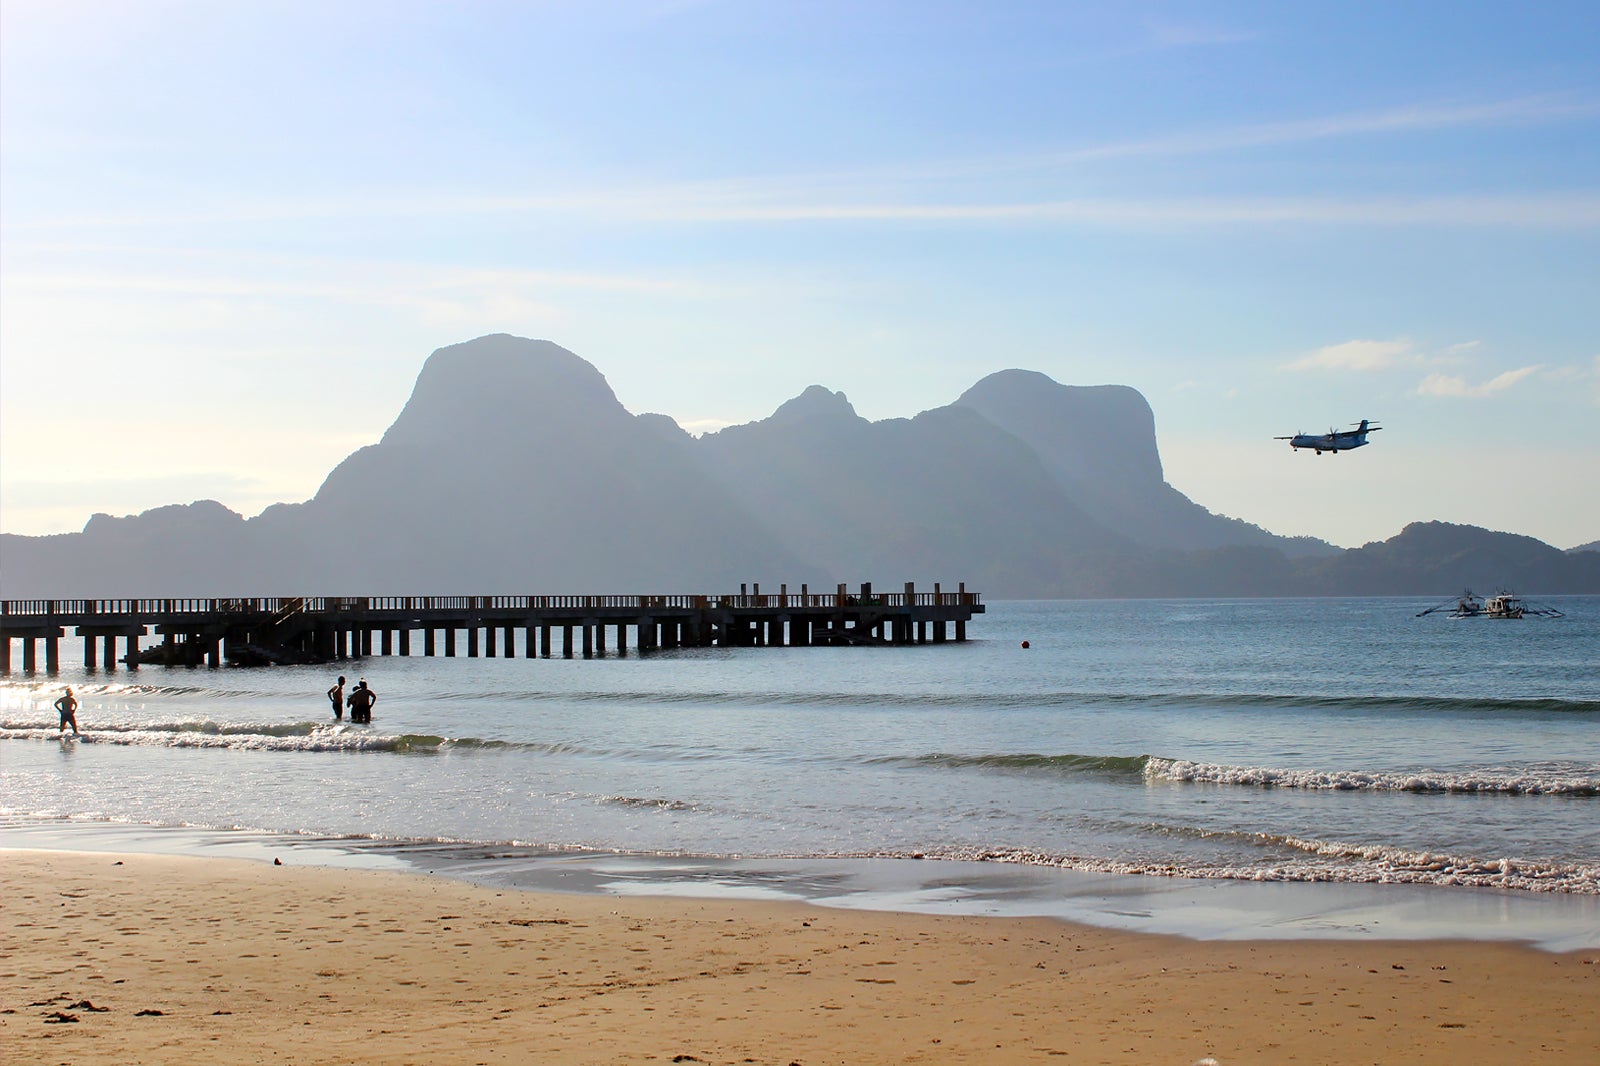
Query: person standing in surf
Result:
<box><xmin>347</xmin><ymin>679</ymin><xmax>376</xmax><ymax>724</ymax></box>
<box><xmin>55</xmin><ymin>688</ymin><xmax>80</xmax><ymax>735</ymax></box>
<box><xmin>327</xmin><ymin>675</ymin><xmax>346</xmax><ymax>721</ymax></box>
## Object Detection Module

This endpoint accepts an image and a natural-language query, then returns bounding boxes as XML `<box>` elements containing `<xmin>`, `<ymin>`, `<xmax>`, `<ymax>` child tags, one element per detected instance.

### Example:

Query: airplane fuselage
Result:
<box><xmin>1287</xmin><ymin>432</ymin><xmax>1370</xmax><ymax>454</ymax></box>
<box><xmin>1279</xmin><ymin>419</ymin><xmax>1381</xmax><ymax>455</ymax></box>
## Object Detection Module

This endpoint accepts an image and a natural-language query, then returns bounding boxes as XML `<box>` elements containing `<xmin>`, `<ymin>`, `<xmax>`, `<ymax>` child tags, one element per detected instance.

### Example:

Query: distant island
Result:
<box><xmin>3</xmin><ymin>334</ymin><xmax>1596</xmax><ymax>599</ymax></box>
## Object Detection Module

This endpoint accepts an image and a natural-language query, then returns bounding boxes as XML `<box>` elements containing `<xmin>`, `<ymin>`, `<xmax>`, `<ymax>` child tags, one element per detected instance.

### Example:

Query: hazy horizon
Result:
<box><xmin>3</xmin><ymin>2</ymin><xmax>1597</xmax><ymax>549</ymax></box>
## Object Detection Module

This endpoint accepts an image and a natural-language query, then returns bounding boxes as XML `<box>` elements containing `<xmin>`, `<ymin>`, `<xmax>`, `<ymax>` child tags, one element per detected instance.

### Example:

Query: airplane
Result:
<box><xmin>1274</xmin><ymin>419</ymin><xmax>1382</xmax><ymax>455</ymax></box>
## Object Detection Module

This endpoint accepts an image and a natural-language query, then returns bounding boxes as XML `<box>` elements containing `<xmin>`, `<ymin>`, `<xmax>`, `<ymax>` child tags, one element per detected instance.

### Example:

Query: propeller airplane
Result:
<box><xmin>1275</xmin><ymin>419</ymin><xmax>1382</xmax><ymax>455</ymax></box>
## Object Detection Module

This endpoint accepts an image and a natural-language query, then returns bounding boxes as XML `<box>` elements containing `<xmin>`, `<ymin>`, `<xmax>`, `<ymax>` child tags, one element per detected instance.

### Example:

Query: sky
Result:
<box><xmin>2</xmin><ymin>0</ymin><xmax>1597</xmax><ymax>550</ymax></box>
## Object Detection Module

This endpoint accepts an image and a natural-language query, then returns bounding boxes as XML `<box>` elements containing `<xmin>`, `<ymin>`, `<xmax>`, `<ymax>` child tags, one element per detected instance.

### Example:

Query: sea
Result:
<box><xmin>4</xmin><ymin>597</ymin><xmax>1598</xmax><ymax>949</ymax></box>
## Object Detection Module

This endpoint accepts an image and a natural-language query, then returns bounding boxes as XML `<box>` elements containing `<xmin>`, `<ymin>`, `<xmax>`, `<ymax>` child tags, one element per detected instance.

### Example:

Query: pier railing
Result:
<box><xmin>1</xmin><ymin>590</ymin><xmax>983</xmax><ymax>622</ymax></box>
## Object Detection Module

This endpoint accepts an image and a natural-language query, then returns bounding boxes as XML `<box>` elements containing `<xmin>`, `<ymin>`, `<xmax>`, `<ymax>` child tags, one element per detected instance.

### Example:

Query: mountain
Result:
<box><xmin>1296</xmin><ymin>522</ymin><xmax>1600</xmax><ymax>596</ymax></box>
<box><xmin>5</xmin><ymin>501</ymin><xmax>251</xmax><ymax>595</ymax></box>
<box><xmin>4</xmin><ymin>337</ymin><xmax>818</xmax><ymax>596</ymax></box>
<box><xmin>1569</xmin><ymin>540</ymin><xmax>1600</xmax><ymax>554</ymax></box>
<box><xmin>241</xmin><ymin>334</ymin><xmax>818</xmax><ymax>592</ymax></box>
<box><xmin>3</xmin><ymin>334</ymin><xmax>1595</xmax><ymax>599</ymax></box>
<box><xmin>952</xmin><ymin>370</ymin><xmax>1336</xmax><ymax>558</ymax></box>
<box><xmin>693</xmin><ymin>385</ymin><xmax>1131</xmax><ymax>596</ymax></box>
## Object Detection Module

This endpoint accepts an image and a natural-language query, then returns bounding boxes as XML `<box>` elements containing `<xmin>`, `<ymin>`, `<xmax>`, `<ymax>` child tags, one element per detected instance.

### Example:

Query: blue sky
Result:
<box><xmin>3</xmin><ymin>0</ymin><xmax>1597</xmax><ymax>549</ymax></box>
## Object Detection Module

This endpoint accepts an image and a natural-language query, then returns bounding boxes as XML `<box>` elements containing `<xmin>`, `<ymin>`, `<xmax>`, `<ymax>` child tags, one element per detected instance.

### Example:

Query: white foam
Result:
<box><xmin>882</xmin><ymin>841</ymin><xmax>1600</xmax><ymax>894</ymax></box>
<box><xmin>0</xmin><ymin>722</ymin><xmax>413</xmax><ymax>753</ymax></box>
<box><xmin>1146</xmin><ymin>757</ymin><xmax>1600</xmax><ymax>796</ymax></box>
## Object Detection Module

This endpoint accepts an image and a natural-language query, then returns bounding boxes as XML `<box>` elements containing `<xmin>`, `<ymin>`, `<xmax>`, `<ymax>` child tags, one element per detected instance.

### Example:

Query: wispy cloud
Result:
<box><xmin>743</xmin><ymin>92</ymin><xmax>1600</xmax><ymax>186</ymax></box>
<box><xmin>1286</xmin><ymin>339</ymin><xmax>1419</xmax><ymax>372</ymax></box>
<box><xmin>1543</xmin><ymin>355</ymin><xmax>1600</xmax><ymax>407</ymax></box>
<box><xmin>1048</xmin><ymin>94</ymin><xmax>1600</xmax><ymax>164</ymax></box>
<box><xmin>623</xmin><ymin>190</ymin><xmax>1600</xmax><ymax>228</ymax></box>
<box><xmin>10</xmin><ymin>86</ymin><xmax>1600</xmax><ymax>238</ymax></box>
<box><xmin>1417</xmin><ymin>366</ymin><xmax>1543</xmax><ymax>398</ymax></box>
<box><xmin>1428</xmin><ymin>339</ymin><xmax>1485</xmax><ymax>367</ymax></box>
<box><xmin>1289</xmin><ymin>340</ymin><xmax>1550</xmax><ymax>397</ymax></box>
<box><xmin>4</xmin><ymin>260</ymin><xmax>705</xmax><ymax>302</ymax></box>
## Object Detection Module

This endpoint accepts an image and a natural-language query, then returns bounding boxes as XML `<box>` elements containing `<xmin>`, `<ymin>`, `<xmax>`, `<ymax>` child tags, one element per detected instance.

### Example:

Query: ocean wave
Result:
<box><xmin>908</xmin><ymin>843</ymin><xmax>1600</xmax><ymax>894</ymax></box>
<box><xmin>1146</xmin><ymin>758</ymin><xmax>1600</xmax><ymax>796</ymax></box>
<box><xmin>879</xmin><ymin>752</ymin><xmax>1600</xmax><ymax>797</ymax></box>
<box><xmin>7</xmin><ymin>677</ymin><xmax>1594</xmax><ymax>715</ymax></box>
<box><xmin>0</xmin><ymin>681</ymin><xmax>262</xmax><ymax>701</ymax></box>
<box><xmin>1269</xmin><ymin>834</ymin><xmax>1597</xmax><ymax>889</ymax></box>
<box><xmin>0</xmin><ymin>721</ymin><xmax>653</xmax><ymax>758</ymax></box>
<box><xmin>868</xmin><ymin>751</ymin><xmax>1150</xmax><ymax>776</ymax></box>
<box><xmin>4</xmin><ymin>811</ymin><xmax>1594</xmax><ymax>896</ymax></box>
<box><xmin>8</xmin><ymin>718</ymin><xmax>1593</xmax><ymax>801</ymax></box>
<box><xmin>386</xmin><ymin>832</ymin><xmax>1600</xmax><ymax>895</ymax></box>
<box><xmin>0</xmin><ymin>722</ymin><xmax>431</xmax><ymax>753</ymax></box>
<box><xmin>602</xmin><ymin>795</ymin><xmax>698</xmax><ymax>811</ymax></box>
<box><xmin>0</xmin><ymin>680</ymin><xmax>170</xmax><ymax>698</ymax></box>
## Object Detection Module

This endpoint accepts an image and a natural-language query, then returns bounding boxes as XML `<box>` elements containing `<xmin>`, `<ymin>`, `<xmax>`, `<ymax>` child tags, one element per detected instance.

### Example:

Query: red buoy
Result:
<box><xmin>1020</xmin><ymin>640</ymin><xmax>1030</xmax><ymax>649</ymax></box>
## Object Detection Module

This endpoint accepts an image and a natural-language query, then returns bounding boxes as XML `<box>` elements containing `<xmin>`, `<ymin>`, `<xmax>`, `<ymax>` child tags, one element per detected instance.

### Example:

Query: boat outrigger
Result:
<box><xmin>1415</xmin><ymin>590</ymin><xmax>1565</xmax><ymax>619</ymax></box>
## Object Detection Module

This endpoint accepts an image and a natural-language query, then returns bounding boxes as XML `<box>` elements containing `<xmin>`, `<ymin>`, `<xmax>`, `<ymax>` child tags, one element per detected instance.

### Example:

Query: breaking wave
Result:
<box><xmin>0</xmin><ymin>720</ymin><xmax>539</xmax><ymax>755</ymax></box>
<box><xmin>602</xmin><ymin>795</ymin><xmax>698</xmax><ymax>811</ymax></box>
<box><xmin>1145</xmin><ymin>757</ymin><xmax>1600</xmax><ymax>796</ymax></box>
<box><xmin>904</xmin><ymin>837</ymin><xmax>1600</xmax><ymax>894</ymax></box>
<box><xmin>879</xmin><ymin>752</ymin><xmax>1598</xmax><ymax>797</ymax></box>
<box><xmin>8</xmin><ymin>720</ymin><xmax>1595</xmax><ymax>802</ymax></box>
<box><xmin>869</xmin><ymin>751</ymin><xmax>1150</xmax><ymax>775</ymax></box>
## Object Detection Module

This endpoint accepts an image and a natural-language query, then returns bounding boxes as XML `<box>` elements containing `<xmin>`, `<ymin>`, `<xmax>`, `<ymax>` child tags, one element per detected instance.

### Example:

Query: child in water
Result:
<box><xmin>55</xmin><ymin>688</ymin><xmax>80</xmax><ymax>735</ymax></box>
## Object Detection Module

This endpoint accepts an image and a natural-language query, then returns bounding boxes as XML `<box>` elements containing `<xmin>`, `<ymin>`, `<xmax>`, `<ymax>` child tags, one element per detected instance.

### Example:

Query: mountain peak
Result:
<box><xmin>770</xmin><ymin>385</ymin><xmax>859</xmax><ymax>424</ymax></box>
<box><xmin>82</xmin><ymin>499</ymin><xmax>244</xmax><ymax>537</ymax></box>
<box><xmin>381</xmin><ymin>334</ymin><xmax>627</xmax><ymax>448</ymax></box>
<box><xmin>955</xmin><ymin>369</ymin><xmax>1161</xmax><ymax>485</ymax></box>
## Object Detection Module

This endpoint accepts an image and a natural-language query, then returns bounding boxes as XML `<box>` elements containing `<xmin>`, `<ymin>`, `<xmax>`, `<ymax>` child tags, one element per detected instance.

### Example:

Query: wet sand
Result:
<box><xmin>4</xmin><ymin>848</ymin><xmax>1596</xmax><ymax>1064</ymax></box>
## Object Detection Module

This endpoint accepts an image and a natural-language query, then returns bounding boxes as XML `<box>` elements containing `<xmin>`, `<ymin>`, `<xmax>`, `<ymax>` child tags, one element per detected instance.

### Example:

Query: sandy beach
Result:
<box><xmin>3</xmin><ymin>849</ymin><xmax>1595</xmax><ymax>1064</ymax></box>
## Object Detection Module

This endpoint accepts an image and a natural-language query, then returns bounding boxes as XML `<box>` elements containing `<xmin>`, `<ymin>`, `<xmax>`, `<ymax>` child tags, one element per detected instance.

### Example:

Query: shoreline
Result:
<box><xmin>5</xmin><ymin>846</ymin><xmax>1597</xmax><ymax>1065</ymax></box>
<box><xmin>4</xmin><ymin>817</ymin><xmax>1598</xmax><ymax>952</ymax></box>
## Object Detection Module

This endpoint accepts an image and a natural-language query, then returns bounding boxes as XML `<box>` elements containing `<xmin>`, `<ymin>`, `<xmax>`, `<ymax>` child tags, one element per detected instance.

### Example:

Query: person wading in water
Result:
<box><xmin>347</xmin><ymin>679</ymin><xmax>376</xmax><ymax>724</ymax></box>
<box><xmin>55</xmin><ymin>688</ymin><xmax>80</xmax><ymax>735</ymax></box>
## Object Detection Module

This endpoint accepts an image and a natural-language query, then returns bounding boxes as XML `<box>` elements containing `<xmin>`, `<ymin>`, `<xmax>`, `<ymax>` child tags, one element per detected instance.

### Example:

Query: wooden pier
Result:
<box><xmin>0</xmin><ymin>582</ymin><xmax>984</xmax><ymax>672</ymax></box>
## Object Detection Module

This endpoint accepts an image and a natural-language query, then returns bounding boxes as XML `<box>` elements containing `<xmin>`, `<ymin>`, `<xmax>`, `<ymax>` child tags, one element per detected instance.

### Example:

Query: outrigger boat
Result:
<box><xmin>1415</xmin><ymin>590</ymin><xmax>1565</xmax><ymax>619</ymax></box>
<box><xmin>1484</xmin><ymin>593</ymin><xmax>1524</xmax><ymax>619</ymax></box>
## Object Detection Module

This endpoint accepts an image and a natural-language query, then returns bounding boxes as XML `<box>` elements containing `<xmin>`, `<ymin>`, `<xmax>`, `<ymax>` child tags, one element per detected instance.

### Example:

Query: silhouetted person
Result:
<box><xmin>55</xmin><ymin>688</ymin><xmax>80</xmax><ymax>735</ymax></box>
<box><xmin>327</xmin><ymin>675</ymin><xmax>346</xmax><ymax>721</ymax></box>
<box><xmin>347</xmin><ymin>679</ymin><xmax>376</xmax><ymax>724</ymax></box>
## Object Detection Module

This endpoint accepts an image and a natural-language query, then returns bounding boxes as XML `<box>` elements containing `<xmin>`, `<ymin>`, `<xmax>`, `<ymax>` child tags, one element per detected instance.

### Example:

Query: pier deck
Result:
<box><xmin>0</xmin><ymin>582</ymin><xmax>983</xmax><ymax>671</ymax></box>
